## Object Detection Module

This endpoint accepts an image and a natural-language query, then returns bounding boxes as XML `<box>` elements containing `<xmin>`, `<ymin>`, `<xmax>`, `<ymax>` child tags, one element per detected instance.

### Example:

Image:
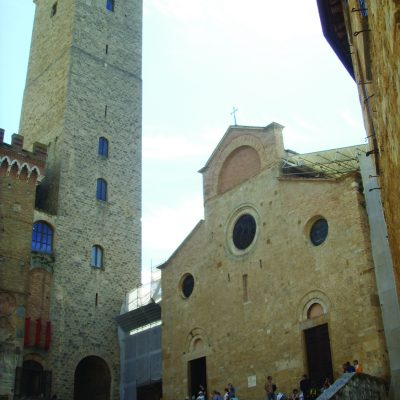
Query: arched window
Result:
<box><xmin>32</xmin><ymin>221</ymin><xmax>53</xmax><ymax>253</ymax></box>
<box><xmin>98</xmin><ymin>137</ymin><xmax>108</xmax><ymax>157</ymax></box>
<box><xmin>21</xmin><ymin>360</ymin><xmax>44</xmax><ymax>398</ymax></box>
<box><xmin>91</xmin><ymin>245</ymin><xmax>103</xmax><ymax>268</ymax></box>
<box><xmin>96</xmin><ymin>178</ymin><xmax>107</xmax><ymax>201</ymax></box>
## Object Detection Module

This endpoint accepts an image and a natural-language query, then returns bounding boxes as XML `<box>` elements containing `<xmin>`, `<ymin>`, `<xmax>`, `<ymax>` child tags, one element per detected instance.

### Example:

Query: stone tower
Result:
<box><xmin>18</xmin><ymin>0</ymin><xmax>142</xmax><ymax>398</ymax></box>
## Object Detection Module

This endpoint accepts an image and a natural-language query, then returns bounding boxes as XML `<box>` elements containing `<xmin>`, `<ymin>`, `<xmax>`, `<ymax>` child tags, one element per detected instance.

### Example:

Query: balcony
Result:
<box><xmin>30</xmin><ymin>252</ymin><xmax>54</xmax><ymax>273</ymax></box>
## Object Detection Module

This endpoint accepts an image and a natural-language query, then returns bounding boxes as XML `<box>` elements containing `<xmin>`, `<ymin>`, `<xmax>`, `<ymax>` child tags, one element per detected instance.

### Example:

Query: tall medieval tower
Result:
<box><xmin>18</xmin><ymin>0</ymin><xmax>142</xmax><ymax>398</ymax></box>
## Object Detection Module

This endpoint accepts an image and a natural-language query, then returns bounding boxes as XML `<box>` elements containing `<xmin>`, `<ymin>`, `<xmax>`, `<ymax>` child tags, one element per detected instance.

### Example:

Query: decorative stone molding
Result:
<box><xmin>30</xmin><ymin>252</ymin><xmax>55</xmax><ymax>273</ymax></box>
<box><xmin>297</xmin><ymin>290</ymin><xmax>331</xmax><ymax>322</ymax></box>
<box><xmin>183</xmin><ymin>327</ymin><xmax>212</xmax><ymax>362</ymax></box>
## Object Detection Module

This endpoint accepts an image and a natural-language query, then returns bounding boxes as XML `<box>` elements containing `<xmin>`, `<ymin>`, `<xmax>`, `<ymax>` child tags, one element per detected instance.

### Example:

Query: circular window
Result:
<box><xmin>181</xmin><ymin>274</ymin><xmax>194</xmax><ymax>298</ymax></box>
<box><xmin>233</xmin><ymin>214</ymin><xmax>257</xmax><ymax>250</ymax></box>
<box><xmin>310</xmin><ymin>218</ymin><xmax>328</xmax><ymax>246</ymax></box>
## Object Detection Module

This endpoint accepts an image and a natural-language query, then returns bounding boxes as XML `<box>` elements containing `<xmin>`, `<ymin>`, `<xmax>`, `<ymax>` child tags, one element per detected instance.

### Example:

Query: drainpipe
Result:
<box><xmin>359</xmin><ymin>153</ymin><xmax>400</xmax><ymax>400</ymax></box>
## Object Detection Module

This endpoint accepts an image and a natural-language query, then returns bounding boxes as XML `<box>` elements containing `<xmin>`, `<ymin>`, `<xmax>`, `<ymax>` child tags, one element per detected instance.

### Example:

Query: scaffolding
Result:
<box><xmin>127</xmin><ymin>273</ymin><xmax>161</xmax><ymax>313</ymax></box>
<box><xmin>116</xmin><ymin>268</ymin><xmax>161</xmax><ymax>333</ymax></box>
<box><xmin>117</xmin><ymin>268</ymin><xmax>162</xmax><ymax>400</ymax></box>
<box><xmin>282</xmin><ymin>144</ymin><xmax>368</xmax><ymax>179</ymax></box>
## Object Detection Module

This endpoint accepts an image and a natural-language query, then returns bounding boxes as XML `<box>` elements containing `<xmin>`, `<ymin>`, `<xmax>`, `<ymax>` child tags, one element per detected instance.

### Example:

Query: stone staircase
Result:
<box><xmin>317</xmin><ymin>373</ymin><xmax>388</xmax><ymax>400</ymax></box>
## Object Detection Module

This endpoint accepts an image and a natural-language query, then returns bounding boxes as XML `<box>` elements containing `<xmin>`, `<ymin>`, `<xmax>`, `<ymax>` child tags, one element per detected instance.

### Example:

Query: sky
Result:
<box><xmin>0</xmin><ymin>1</ymin><xmax>366</xmax><ymax>283</ymax></box>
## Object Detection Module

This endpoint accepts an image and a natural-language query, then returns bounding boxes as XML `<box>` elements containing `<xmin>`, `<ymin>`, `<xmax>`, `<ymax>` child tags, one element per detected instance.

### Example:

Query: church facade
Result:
<box><xmin>160</xmin><ymin>124</ymin><xmax>388</xmax><ymax>398</ymax></box>
<box><xmin>0</xmin><ymin>0</ymin><xmax>142</xmax><ymax>399</ymax></box>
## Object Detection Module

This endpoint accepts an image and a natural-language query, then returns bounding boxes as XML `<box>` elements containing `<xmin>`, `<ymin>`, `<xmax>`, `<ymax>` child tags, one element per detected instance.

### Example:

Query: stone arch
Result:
<box><xmin>0</xmin><ymin>157</ymin><xmax>9</xmax><ymax>176</ymax></box>
<box><xmin>74</xmin><ymin>355</ymin><xmax>111</xmax><ymax>400</ymax></box>
<box><xmin>30</xmin><ymin>168</ymin><xmax>39</xmax><ymax>182</ymax></box>
<box><xmin>208</xmin><ymin>135</ymin><xmax>267</xmax><ymax>199</ymax></box>
<box><xmin>9</xmin><ymin>161</ymin><xmax>20</xmax><ymax>177</ymax></box>
<box><xmin>20</xmin><ymin>359</ymin><xmax>44</xmax><ymax>398</ymax></box>
<box><xmin>307</xmin><ymin>303</ymin><xmax>324</xmax><ymax>319</ymax></box>
<box><xmin>297</xmin><ymin>290</ymin><xmax>331</xmax><ymax>322</ymax></box>
<box><xmin>299</xmin><ymin>292</ymin><xmax>334</xmax><ymax>388</ymax></box>
<box><xmin>19</xmin><ymin>164</ymin><xmax>29</xmax><ymax>180</ymax></box>
<box><xmin>217</xmin><ymin>145</ymin><xmax>261</xmax><ymax>194</ymax></box>
<box><xmin>185</xmin><ymin>327</ymin><xmax>210</xmax><ymax>356</ymax></box>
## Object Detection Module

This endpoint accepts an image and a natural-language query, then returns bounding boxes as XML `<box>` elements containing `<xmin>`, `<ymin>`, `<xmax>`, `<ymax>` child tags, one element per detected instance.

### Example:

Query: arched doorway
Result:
<box><xmin>304</xmin><ymin>303</ymin><xmax>333</xmax><ymax>387</ymax></box>
<box><xmin>74</xmin><ymin>356</ymin><xmax>111</xmax><ymax>400</ymax></box>
<box><xmin>21</xmin><ymin>360</ymin><xmax>43</xmax><ymax>397</ymax></box>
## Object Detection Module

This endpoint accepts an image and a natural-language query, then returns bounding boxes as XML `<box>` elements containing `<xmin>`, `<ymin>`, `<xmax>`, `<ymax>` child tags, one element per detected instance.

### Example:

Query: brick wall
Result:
<box><xmin>218</xmin><ymin>146</ymin><xmax>261</xmax><ymax>194</ymax></box>
<box><xmin>0</xmin><ymin>139</ymin><xmax>45</xmax><ymax>399</ymax></box>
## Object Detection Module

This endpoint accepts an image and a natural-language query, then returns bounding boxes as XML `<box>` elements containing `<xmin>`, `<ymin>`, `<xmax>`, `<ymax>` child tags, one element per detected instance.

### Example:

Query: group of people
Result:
<box><xmin>265</xmin><ymin>374</ymin><xmax>329</xmax><ymax>400</ymax></box>
<box><xmin>342</xmin><ymin>359</ymin><xmax>362</xmax><ymax>374</ymax></box>
<box><xmin>195</xmin><ymin>362</ymin><xmax>363</xmax><ymax>400</ymax></box>
<box><xmin>208</xmin><ymin>383</ymin><xmax>237</xmax><ymax>400</ymax></box>
<box><xmin>193</xmin><ymin>383</ymin><xmax>237</xmax><ymax>400</ymax></box>
<box><xmin>265</xmin><ymin>361</ymin><xmax>363</xmax><ymax>400</ymax></box>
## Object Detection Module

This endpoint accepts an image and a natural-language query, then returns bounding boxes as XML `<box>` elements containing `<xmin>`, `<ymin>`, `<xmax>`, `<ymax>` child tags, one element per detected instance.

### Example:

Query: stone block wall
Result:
<box><xmin>18</xmin><ymin>1</ymin><xmax>143</xmax><ymax>398</ymax></box>
<box><xmin>161</xmin><ymin>127</ymin><xmax>388</xmax><ymax>400</ymax></box>
<box><xmin>343</xmin><ymin>0</ymin><xmax>400</xmax><ymax>293</ymax></box>
<box><xmin>339</xmin><ymin>3</ymin><xmax>400</xmax><ymax>397</ymax></box>
<box><xmin>366</xmin><ymin>1</ymin><xmax>400</xmax><ymax>294</ymax></box>
<box><xmin>317</xmin><ymin>372</ymin><xmax>388</xmax><ymax>400</ymax></box>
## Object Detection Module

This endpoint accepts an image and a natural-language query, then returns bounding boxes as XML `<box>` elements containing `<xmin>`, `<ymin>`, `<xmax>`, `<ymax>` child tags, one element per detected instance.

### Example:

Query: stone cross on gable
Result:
<box><xmin>231</xmin><ymin>107</ymin><xmax>238</xmax><ymax>126</ymax></box>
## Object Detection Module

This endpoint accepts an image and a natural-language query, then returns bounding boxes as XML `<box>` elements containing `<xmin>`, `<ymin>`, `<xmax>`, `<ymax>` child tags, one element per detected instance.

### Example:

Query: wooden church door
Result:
<box><xmin>304</xmin><ymin>323</ymin><xmax>333</xmax><ymax>387</ymax></box>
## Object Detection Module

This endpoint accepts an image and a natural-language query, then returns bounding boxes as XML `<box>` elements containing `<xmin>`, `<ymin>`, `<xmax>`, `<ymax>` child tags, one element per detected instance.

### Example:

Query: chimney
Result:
<box><xmin>0</xmin><ymin>129</ymin><xmax>4</xmax><ymax>144</ymax></box>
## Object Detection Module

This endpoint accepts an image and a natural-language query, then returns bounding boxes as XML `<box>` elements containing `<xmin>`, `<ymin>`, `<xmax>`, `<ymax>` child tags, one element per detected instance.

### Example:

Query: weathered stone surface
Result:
<box><xmin>332</xmin><ymin>3</ymin><xmax>400</xmax><ymax>397</ymax></box>
<box><xmin>161</xmin><ymin>126</ymin><xmax>388</xmax><ymax>400</ymax></box>
<box><xmin>317</xmin><ymin>372</ymin><xmax>388</xmax><ymax>400</ymax></box>
<box><xmin>343</xmin><ymin>0</ymin><xmax>400</xmax><ymax>296</ymax></box>
<box><xmin>16</xmin><ymin>0</ymin><xmax>143</xmax><ymax>398</ymax></box>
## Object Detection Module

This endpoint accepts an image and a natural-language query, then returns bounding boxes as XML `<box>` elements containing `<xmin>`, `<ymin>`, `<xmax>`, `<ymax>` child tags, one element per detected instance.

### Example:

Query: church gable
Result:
<box><xmin>217</xmin><ymin>145</ymin><xmax>261</xmax><ymax>194</ymax></box>
<box><xmin>201</xmin><ymin>123</ymin><xmax>285</xmax><ymax>202</ymax></box>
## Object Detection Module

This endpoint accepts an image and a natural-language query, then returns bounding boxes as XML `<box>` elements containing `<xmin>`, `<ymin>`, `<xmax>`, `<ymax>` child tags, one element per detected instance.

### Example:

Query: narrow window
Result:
<box><xmin>95</xmin><ymin>293</ymin><xmax>98</xmax><ymax>306</ymax></box>
<box><xmin>32</xmin><ymin>221</ymin><xmax>54</xmax><ymax>254</ymax></box>
<box><xmin>105</xmin><ymin>44</ymin><xmax>108</xmax><ymax>54</ymax></box>
<box><xmin>106</xmin><ymin>0</ymin><xmax>115</xmax><ymax>12</ymax></box>
<box><xmin>358</xmin><ymin>0</ymin><xmax>368</xmax><ymax>17</ymax></box>
<box><xmin>242</xmin><ymin>274</ymin><xmax>248</xmax><ymax>302</ymax></box>
<box><xmin>98</xmin><ymin>137</ymin><xmax>109</xmax><ymax>157</ymax></box>
<box><xmin>104</xmin><ymin>105</ymin><xmax>108</xmax><ymax>118</ymax></box>
<box><xmin>91</xmin><ymin>245</ymin><xmax>103</xmax><ymax>268</ymax></box>
<box><xmin>51</xmin><ymin>2</ymin><xmax>57</xmax><ymax>17</ymax></box>
<box><xmin>96</xmin><ymin>178</ymin><xmax>107</xmax><ymax>201</ymax></box>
